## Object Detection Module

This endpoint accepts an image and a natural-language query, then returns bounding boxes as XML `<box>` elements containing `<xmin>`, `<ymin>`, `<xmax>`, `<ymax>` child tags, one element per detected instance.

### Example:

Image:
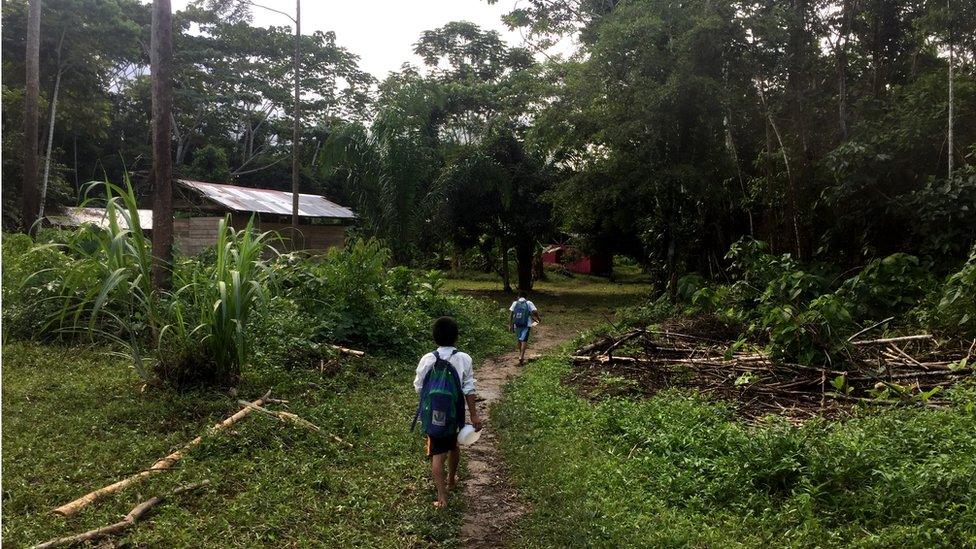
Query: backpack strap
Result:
<box><xmin>411</xmin><ymin>352</ymin><xmax>438</xmax><ymax>432</ymax></box>
<box><xmin>446</xmin><ymin>352</ymin><xmax>465</xmax><ymax>431</ymax></box>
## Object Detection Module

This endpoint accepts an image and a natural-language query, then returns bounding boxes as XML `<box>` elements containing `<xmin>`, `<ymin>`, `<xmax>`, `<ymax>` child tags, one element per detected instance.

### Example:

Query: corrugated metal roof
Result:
<box><xmin>48</xmin><ymin>207</ymin><xmax>154</xmax><ymax>231</ymax></box>
<box><xmin>178</xmin><ymin>180</ymin><xmax>356</xmax><ymax>219</ymax></box>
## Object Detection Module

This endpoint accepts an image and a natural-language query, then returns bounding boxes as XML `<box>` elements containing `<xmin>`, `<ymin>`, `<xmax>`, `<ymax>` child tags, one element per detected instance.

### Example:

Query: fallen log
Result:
<box><xmin>52</xmin><ymin>391</ymin><xmax>271</xmax><ymax>517</ymax></box>
<box><xmin>604</xmin><ymin>330</ymin><xmax>645</xmax><ymax>356</ymax></box>
<box><xmin>576</xmin><ymin>335</ymin><xmax>616</xmax><ymax>355</ymax></box>
<box><xmin>33</xmin><ymin>481</ymin><xmax>210</xmax><ymax>549</ymax></box>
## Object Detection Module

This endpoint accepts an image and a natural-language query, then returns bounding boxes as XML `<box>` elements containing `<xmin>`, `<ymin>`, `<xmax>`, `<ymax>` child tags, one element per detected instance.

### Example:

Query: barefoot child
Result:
<box><xmin>509</xmin><ymin>292</ymin><xmax>541</xmax><ymax>366</ymax></box>
<box><xmin>412</xmin><ymin>316</ymin><xmax>482</xmax><ymax>509</ymax></box>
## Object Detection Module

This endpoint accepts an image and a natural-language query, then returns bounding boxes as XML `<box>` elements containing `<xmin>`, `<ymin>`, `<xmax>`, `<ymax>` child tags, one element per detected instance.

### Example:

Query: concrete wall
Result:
<box><xmin>173</xmin><ymin>216</ymin><xmax>224</xmax><ymax>256</ymax></box>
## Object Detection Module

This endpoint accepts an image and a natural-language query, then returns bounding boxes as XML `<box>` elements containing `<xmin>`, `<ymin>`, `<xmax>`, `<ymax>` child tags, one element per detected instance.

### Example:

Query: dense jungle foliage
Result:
<box><xmin>3</xmin><ymin>0</ymin><xmax>974</xmax><ymax>292</ymax></box>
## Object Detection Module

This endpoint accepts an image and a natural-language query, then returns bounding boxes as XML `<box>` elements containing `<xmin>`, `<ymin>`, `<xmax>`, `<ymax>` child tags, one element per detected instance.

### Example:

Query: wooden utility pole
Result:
<box><xmin>23</xmin><ymin>0</ymin><xmax>41</xmax><ymax>233</ymax></box>
<box><xmin>151</xmin><ymin>0</ymin><xmax>174</xmax><ymax>290</ymax></box>
<box><xmin>291</xmin><ymin>0</ymin><xmax>302</xmax><ymax>248</ymax></box>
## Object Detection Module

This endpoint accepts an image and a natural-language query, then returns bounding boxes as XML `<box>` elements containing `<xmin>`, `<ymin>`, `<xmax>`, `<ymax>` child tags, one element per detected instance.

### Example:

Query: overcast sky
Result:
<box><xmin>169</xmin><ymin>0</ymin><xmax>529</xmax><ymax>80</ymax></box>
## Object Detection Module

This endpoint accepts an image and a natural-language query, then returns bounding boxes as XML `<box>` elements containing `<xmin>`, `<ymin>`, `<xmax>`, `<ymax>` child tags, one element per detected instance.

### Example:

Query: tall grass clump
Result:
<box><xmin>54</xmin><ymin>179</ymin><xmax>160</xmax><ymax>378</ymax></box>
<box><xmin>40</xmin><ymin>179</ymin><xmax>273</xmax><ymax>385</ymax></box>
<box><xmin>161</xmin><ymin>216</ymin><xmax>273</xmax><ymax>384</ymax></box>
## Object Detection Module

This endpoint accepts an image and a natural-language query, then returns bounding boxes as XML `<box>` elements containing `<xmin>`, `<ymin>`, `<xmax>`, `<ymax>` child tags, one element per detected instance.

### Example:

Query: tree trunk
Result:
<box><xmin>758</xmin><ymin>83</ymin><xmax>801</xmax><ymax>259</ymax></box>
<box><xmin>835</xmin><ymin>0</ymin><xmax>853</xmax><ymax>141</ymax></box>
<box><xmin>479</xmin><ymin>238</ymin><xmax>495</xmax><ymax>273</ymax></box>
<box><xmin>532</xmin><ymin>251</ymin><xmax>546</xmax><ymax>281</ymax></box>
<box><xmin>500</xmin><ymin>237</ymin><xmax>512</xmax><ymax>293</ymax></box>
<box><xmin>515</xmin><ymin>239</ymin><xmax>534</xmax><ymax>292</ymax></box>
<box><xmin>947</xmin><ymin>0</ymin><xmax>954</xmax><ymax>180</ymax></box>
<box><xmin>39</xmin><ymin>65</ymin><xmax>64</xmax><ymax>220</ymax></box>
<box><xmin>291</xmin><ymin>0</ymin><xmax>302</xmax><ymax>248</ymax></box>
<box><xmin>73</xmin><ymin>134</ymin><xmax>79</xmax><ymax>202</ymax></box>
<box><xmin>22</xmin><ymin>0</ymin><xmax>41</xmax><ymax>233</ymax></box>
<box><xmin>151</xmin><ymin>0</ymin><xmax>174</xmax><ymax>291</ymax></box>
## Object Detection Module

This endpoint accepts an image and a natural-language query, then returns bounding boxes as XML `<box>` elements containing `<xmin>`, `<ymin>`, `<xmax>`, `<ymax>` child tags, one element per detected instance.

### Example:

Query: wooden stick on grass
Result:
<box><xmin>52</xmin><ymin>390</ymin><xmax>271</xmax><ymax>517</ymax></box>
<box><xmin>238</xmin><ymin>400</ymin><xmax>353</xmax><ymax>448</ymax></box>
<box><xmin>33</xmin><ymin>481</ymin><xmax>210</xmax><ymax>549</ymax></box>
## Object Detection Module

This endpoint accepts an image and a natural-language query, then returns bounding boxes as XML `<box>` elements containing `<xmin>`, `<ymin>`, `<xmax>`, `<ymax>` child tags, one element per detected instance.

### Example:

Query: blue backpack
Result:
<box><xmin>513</xmin><ymin>300</ymin><xmax>531</xmax><ymax>328</ymax></box>
<box><xmin>411</xmin><ymin>350</ymin><xmax>465</xmax><ymax>438</ymax></box>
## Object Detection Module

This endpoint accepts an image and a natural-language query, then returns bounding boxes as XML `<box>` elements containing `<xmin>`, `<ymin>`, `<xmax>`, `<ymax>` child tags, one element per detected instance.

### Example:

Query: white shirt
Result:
<box><xmin>413</xmin><ymin>346</ymin><xmax>476</xmax><ymax>395</ymax></box>
<box><xmin>509</xmin><ymin>298</ymin><xmax>538</xmax><ymax>313</ymax></box>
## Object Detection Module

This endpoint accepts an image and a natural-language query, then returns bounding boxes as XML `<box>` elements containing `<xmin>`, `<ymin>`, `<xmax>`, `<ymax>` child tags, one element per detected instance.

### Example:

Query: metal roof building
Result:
<box><xmin>48</xmin><ymin>180</ymin><xmax>354</xmax><ymax>255</ymax></box>
<box><xmin>172</xmin><ymin>180</ymin><xmax>354</xmax><ymax>254</ymax></box>
<box><xmin>177</xmin><ymin>180</ymin><xmax>355</xmax><ymax>220</ymax></box>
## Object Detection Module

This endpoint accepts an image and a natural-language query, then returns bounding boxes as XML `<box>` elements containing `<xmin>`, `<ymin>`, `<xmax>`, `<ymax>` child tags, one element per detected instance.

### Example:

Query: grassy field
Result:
<box><xmin>2</xmin><ymin>342</ymin><xmax>485</xmax><ymax>547</ymax></box>
<box><xmin>2</xmin><ymin>273</ymin><xmax>648</xmax><ymax>547</ymax></box>
<box><xmin>494</xmin><ymin>350</ymin><xmax>976</xmax><ymax>547</ymax></box>
<box><xmin>443</xmin><ymin>269</ymin><xmax>651</xmax><ymax>336</ymax></box>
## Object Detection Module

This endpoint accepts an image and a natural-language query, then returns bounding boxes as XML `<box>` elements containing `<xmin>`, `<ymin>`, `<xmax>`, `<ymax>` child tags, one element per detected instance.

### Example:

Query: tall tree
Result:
<box><xmin>151</xmin><ymin>0</ymin><xmax>174</xmax><ymax>290</ymax></box>
<box><xmin>22</xmin><ymin>0</ymin><xmax>40</xmax><ymax>232</ymax></box>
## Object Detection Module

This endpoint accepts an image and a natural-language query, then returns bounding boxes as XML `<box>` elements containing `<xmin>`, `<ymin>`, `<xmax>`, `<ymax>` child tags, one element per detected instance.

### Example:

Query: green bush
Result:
<box><xmin>638</xmin><ymin>239</ymin><xmax>965</xmax><ymax>365</ymax></box>
<box><xmin>275</xmin><ymin>239</ymin><xmax>506</xmax><ymax>358</ymax></box>
<box><xmin>1</xmin><ymin>233</ymin><xmax>71</xmax><ymax>342</ymax></box>
<box><xmin>922</xmin><ymin>245</ymin><xmax>976</xmax><ymax>339</ymax></box>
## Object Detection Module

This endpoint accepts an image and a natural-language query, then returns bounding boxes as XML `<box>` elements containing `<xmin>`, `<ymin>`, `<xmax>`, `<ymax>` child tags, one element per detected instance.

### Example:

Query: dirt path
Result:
<box><xmin>461</xmin><ymin>323</ymin><xmax>575</xmax><ymax>548</ymax></box>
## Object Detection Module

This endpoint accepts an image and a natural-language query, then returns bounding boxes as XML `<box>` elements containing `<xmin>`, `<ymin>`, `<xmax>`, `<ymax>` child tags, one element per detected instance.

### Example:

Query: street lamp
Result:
<box><xmin>246</xmin><ymin>1</ymin><xmax>302</xmax><ymax>248</ymax></box>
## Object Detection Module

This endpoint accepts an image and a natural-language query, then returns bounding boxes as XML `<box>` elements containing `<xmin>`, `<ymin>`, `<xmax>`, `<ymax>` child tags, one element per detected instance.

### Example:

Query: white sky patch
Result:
<box><xmin>167</xmin><ymin>0</ymin><xmax>534</xmax><ymax>79</ymax></box>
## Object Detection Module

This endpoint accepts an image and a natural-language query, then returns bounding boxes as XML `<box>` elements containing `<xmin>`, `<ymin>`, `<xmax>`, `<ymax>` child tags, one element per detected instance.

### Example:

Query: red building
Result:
<box><xmin>541</xmin><ymin>245</ymin><xmax>612</xmax><ymax>276</ymax></box>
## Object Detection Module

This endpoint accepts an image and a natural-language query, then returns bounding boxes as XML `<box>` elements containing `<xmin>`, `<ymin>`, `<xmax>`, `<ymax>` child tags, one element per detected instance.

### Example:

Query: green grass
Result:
<box><xmin>495</xmin><ymin>352</ymin><xmax>976</xmax><ymax>547</ymax></box>
<box><xmin>1</xmin><ymin>329</ymin><xmax>507</xmax><ymax>547</ymax></box>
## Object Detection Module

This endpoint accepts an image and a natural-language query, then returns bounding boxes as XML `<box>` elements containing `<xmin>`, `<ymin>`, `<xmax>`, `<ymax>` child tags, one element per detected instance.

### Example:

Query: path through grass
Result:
<box><xmin>3</xmin><ymin>274</ymin><xmax>649</xmax><ymax>547</ymax></box>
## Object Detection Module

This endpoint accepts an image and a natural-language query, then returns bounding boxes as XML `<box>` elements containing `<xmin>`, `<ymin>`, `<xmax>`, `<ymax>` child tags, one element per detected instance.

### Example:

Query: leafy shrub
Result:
<box><xmin>9</xmin><ymin>192</ymin><xmax>505</xmax><ymax>382</ymax></box>
<box><xmin>640</xmin><ymin>238</ymin><xmax>960</xmax><ymax>365</ymax></box>
<box><xmin>837</xmin><ymin>253</ymin><xmax>934</xmax><ymax>321</ymax></box>
<box><xmin>1</xmin><ymin>233</ymin><xmax>72</xmax><ymax>341</ymax></box>
<box><xmin>267</xmin><ymin>238</ymin><xmax>506</xmax><ymax>360</ymax></box>
<box><xmin>159</xmin><ymin>216</ymin><xmax>274</xmax><ymax>384</ymax></box>
<box><xmin>922</xmin><ymin>245</ymin><xmax>976</xmax><ymax>338</ymax></box>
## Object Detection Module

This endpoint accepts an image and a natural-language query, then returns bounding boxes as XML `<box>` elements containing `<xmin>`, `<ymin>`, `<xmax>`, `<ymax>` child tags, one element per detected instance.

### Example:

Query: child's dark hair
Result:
<box><xmin>432</xmin><ymin>316</ymin><xmax>459</xmax><ymax>346</ymax></box>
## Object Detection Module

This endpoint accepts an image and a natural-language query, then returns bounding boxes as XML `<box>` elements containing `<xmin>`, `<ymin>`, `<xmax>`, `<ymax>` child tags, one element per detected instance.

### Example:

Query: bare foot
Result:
<box><xmin>433</xmin><ymin>500</ymin><xmax>448</xmax><ymax>509</ymax></box>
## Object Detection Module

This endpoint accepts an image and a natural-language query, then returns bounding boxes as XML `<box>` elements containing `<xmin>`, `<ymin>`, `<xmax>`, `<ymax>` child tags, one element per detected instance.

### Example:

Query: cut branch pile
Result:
<box><xmin>568</xmin><ymin>329</ymin><xmax>975</xmax><ymax>422</ymax></box>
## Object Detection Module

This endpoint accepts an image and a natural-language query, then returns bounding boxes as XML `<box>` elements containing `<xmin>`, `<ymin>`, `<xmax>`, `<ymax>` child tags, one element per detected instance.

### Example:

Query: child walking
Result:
<box><xmin>509</xmin><ymin>291</ymin><xmax>541</xmax><ymax>366</ymax></box>
<box><xmin>412</xmin><ymin>316</ymin><xmax>482</xmax><ymax>509</ymax></box>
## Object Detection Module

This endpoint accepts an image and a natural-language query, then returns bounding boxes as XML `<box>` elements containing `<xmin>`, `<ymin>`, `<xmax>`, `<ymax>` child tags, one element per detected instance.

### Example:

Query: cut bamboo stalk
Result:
<box><xmin>34</xmin><ymin>481</ymin><xmax>210</xmax><ymax>549</ymax></box>
<box><xmin>331</xmin><ymin>345</ymin><xmax>365</xmax><ymax>357</ymax></box>
<box><xmin>52</xmin><ymin>391</ymin><xmax>271</xmax><ymax>517</ymax></box>
<box><xmin>851</xmin><ymin>334</ymin><xmax>932</xmax><ymax>345</ymax></box>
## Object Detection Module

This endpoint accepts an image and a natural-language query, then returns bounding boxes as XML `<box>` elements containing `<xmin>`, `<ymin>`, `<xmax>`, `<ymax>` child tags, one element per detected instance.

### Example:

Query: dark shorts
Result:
<box><xmin>426</xmin><ymin>434</ymin><xmax>458</xmax><ymax>457</ymax></box>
